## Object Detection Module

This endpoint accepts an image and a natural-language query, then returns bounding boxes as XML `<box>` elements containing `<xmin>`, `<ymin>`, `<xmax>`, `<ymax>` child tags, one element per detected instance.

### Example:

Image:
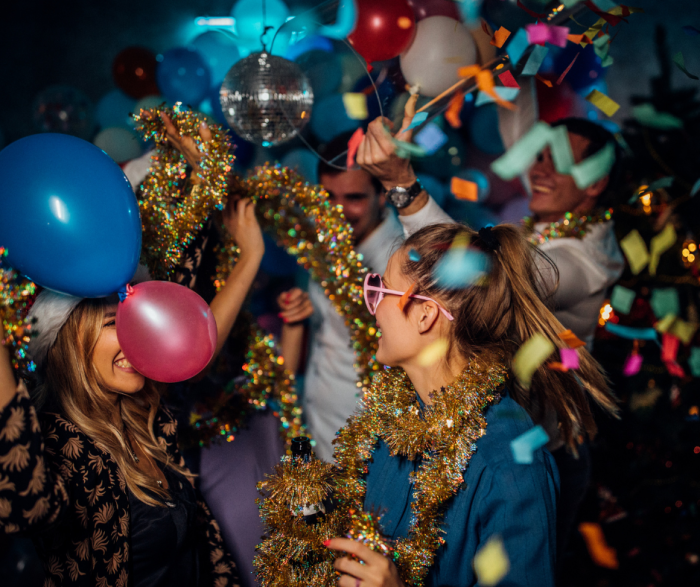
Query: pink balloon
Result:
<box><xmin>116</xmin><ymin>281</ymin><xmax>217</xmax><ymax>383</ymax></box>
<box><xmin>407</xmin><ymin>0</ymin><xmax>461</xmax><ymax>21</ymax></box>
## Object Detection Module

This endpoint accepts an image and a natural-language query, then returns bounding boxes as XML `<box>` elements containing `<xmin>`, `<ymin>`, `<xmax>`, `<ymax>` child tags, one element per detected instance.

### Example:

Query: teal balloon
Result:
<box><xmin>190</xmin><ymin>31</ymin><xmax>241</xmax><ymax>84</ymax></box>
<box><xmin>94</xmin><ymin>127</ymin><xmax>143</xmax><ymax>163</ymax></box>
<box><xmin>232</xmin><ymin>0</ymin><xmax>290</xmax><ymax>55</ymax></box>
<box><xmin>281</xmin><ymin>148</ymin><xmax>319</xmax><ymax>183</ymax></box>
<box><xmin>0</xmin><ymin>134</ymin><xmax>142</xmax><ymax>297</ymax></box>
<box><xmin>310</xmin><ymin>94</ymin><xmax>361</xmax><ymax>142</ymax></box>
<box><xmin>156</xmin><ymin>47</ymin><xmax>212</xmax><ymax>106</ymax></box>
<box><xmin>97</xmin><ymin>89</ymin><xmax>136</xmax><ymax>129</ymax></box>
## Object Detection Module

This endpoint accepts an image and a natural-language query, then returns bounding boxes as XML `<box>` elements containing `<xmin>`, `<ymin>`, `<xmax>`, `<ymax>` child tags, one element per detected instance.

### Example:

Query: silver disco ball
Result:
<box><xmin>220</xmin><ymin>52</ymin><xmax>314</xmax><ymax>147</ymax></box>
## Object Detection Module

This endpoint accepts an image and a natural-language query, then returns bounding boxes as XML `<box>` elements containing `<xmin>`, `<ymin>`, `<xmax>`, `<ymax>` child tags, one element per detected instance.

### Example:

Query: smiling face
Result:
<box><xmin>528</xmin><ymin>132</ymin><xmax>609</xmax><ymax>223</ymax></box>
<box><xmin>321</xmin><ymin>169</ymin><xmax>385</xmax><ymax>244</ymax></box>
<box><xmin>93</xmin><ymin>305</ymin><xmax>145</xmax><ymax>395</ymax></box>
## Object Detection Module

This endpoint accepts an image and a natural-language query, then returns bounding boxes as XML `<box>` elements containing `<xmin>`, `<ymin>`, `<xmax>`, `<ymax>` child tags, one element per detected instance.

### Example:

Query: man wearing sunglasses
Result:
<box><xmin>278</xmin><ymin>104</ymin><xmax>453</xmax><ymax>462</ymax></box>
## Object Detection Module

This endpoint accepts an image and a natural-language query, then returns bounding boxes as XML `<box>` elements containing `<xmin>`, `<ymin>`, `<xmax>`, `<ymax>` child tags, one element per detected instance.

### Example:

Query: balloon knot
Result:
<box><xmin>118</xmin><ymin>284</ymin><xmax>134</xmax><ymax>302</ymax></box>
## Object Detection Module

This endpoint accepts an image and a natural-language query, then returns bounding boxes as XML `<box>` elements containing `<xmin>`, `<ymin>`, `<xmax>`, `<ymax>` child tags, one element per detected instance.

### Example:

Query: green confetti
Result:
<box><xmin>512</xmin><ymin>334</ymin><xmax>555</xmax><ymax>390</ymax></box>
<box><xmin>688</xmin><ymin>348</ymin><xmax>700</xmax><ymax>377</ymax></box>
<box><xmin>650</xmin><ymin>288</ymin><xmax>680</xmax><ymax>319</ymax></box>
<box><xmin>570</xmin><ymin>142</ymin><xmax>616</xmax><ymax>189</ymax></box>
<box><xmin>610</xmin><ymin>285</ymin><xmax>636</xmax><ymax>315</ymax></box>
<box><xmin>673</xmin><ymin>51</ymin><xmax>699</xmax><ymax>81</ymax></box>
<box><xmin>632</xmin><ymin>103</ymin><xmax>683</xmax><ymax>130</ymax></box>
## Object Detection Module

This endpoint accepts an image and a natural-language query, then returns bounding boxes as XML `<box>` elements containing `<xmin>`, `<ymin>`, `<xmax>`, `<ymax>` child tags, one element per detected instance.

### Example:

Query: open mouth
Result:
<box><xmin>114</xmin><ymin>357</ymin><xmax>137</xmax><ymax>373</ymax></box>
<box><xmin>531</xmin><ymin>184</ymin><xmax>554</xmax><ymax>194</ymax></box>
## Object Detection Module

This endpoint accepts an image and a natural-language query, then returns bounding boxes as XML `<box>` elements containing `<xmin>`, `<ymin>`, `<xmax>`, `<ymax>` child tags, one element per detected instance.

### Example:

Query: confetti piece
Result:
<box><xmin>432</xmin><ymin>247</ymin><xmax>491</xmax><ymax>289</ymax></box>
<box><xmin>491</xmin><ymin>122</ymin><xmax>553</xmax><ymax>180</ymax></box>
<box><xmin>662</xmin><ymin>333</ymin><xmax>680</xmax><ymax>363</ymax></box>
<box><xmin>570</xmin><ymin>142</ymin><xmax>615</xmax><ymax>189</ymax></box>
<box><xmin>317</xmin><ymin>0</ymin><xmax>357</xmax><ymax>39</ymax></box>
<box><xmin>585</xmin><ymin>89</ymin><xmax>620</xmax><ymax>117</ymax></box>
<box><xmin>451</xmin><ymin>177</ymin><xmax>479</xmax><ymax>201</ymax></box>
<box><xmin>689</xmin><ymin>347</ymin><xmax>700</xmax><ymax>377</ymax></box>
<box><xmin>347</xmin><ymin>128</ymin><xmax>364</xmax><ymax>168</ymax></box>
<box><xmin>556</xmin><ymin>52</ymin><xmax>580</xmax><ymax>85</ymax></box>
<box><xmin>342</xmin><ymin>93</ymin><xmax>368</xmax><ymax>120</ymax></box>
<box><xmin>647</xmin><ymin>176</ymin><xmax>674</xmax><ymax>191</ymax></box>
<box><xmin>649</xmin><ymin>223</ymin><xmax>677</xmax><ymax>275</ymax></box>
<box><xmin>582</xmin><ymin>17</ymin><xmax>607</xmax><ymax>42</ymax></box>
<box><xmin>473</xmin><ymin>536</ymin><xmax>510</xmax><ymax>586</ymax></box>
<box><xmin>650</xmin><ymin>288</ymin><xmax>680</xmax><ymax>319</ymax></box>
<box><xmin>619</xmin><ymin>229</ymin><xmax>650</xmax><ymax>275</ymax></box>
<box><xmin>605</xmin><ymin>322</ymin><xmax>658</xmax><ymax>341</ymax></box>
<box><xmin>567</xmin><ymin>33</ymin><xmax>586</xmax><ymax>44</ymax></box>
<box><xmin>673</xmin><ymin>51</ymin><xmax>699</xmax><ymax>81</ymax></box>
<box><xmin>559</xmin><ymin>329</ymin><xmax>586</xmax><ymax>349</ymax></box>
<box><xmin>510</xmin><ymin>425</ymin><xmax>549</xmax><ymax>464</ymax></box>
<box><xmin>579</xmin><ymin>523</ymin><xmax>619</xmax><ymax>569</ymax></box>
<box><xmin>547</xmin><ymin>361</ymin><xmax>568</xmax><ymax>372</ymax></box>
<box><xmin>406</xmin><ymin>111</ymin><xmax>429</xmax><ymax>130</ymax></box>
<box><xmin>413</xmin><ymin>123</ymin><xmax>448</xmax><ymax>155</ymax></box>
<box><xmin>408</xmin><ymin>248</ymin><xmax>421</xmax><ymax>262</ymax></box>
<box><xmin>670</xmin><ymin>318</ymin><xmax>698</xmax><ymax>345</ymax></box>
<box><xmin>521</xmin><ymin>45</ymin><xmax>549</xmax><ymax>76</ymax></box>
<box><xmin>560</xmin><ymin>348</ymin><xmax>580</xmax><ymax>370</ymax></box>
<box><xmin>490</xmin><ymin>26</ymin><xmax>511</xmax><ymax>48</ymax></box>
<box><xmin>445</xmin><ymin>91</ymin><xmax>465</xmax><ymax>129</ymax></box>
<box><xmin>397</xmin><ymin>283</ymin><xmax>415</xmax><ymax>311</ymax></box>
<box><xmin>623</xmin><ymin>352</ymin><xmax>643</xmax><ymax>376</ymax></box>
<box><xmin>475</xmin><ymin>87</ymin><xmax>521</xmax><ymax>106</ymax></box>
<box><xmin>632</xmin><ymin>103</ymin><xmax>683</xmax><ymax>130</ymax></box>
<box><xmin>392</xmin><ymin>137</ymin><xmax>428</xmax><ymax>159</ymax></box>
<box><xmin>512</xmin><ymin>334</ymin><xmax>555</xmax><ymax>390</ymax></box>
<box><xmin>683</xmin><ymin>25</ymin><xmax>700</xmax><ymax>36</ymax></box>
<box><xmin>525</xmin><ymin>23</ymin><xmax>569</xmax><ymax>47</ymax></box>
<box><xmin>591</xmin><ymin>0</ymin><xmax>617</xmax><ymax>9</ymax></box>
<box><xmin>416</xmin><ymin>338</ymin><xmax>450</xmax><ymax>367</ymax></box>
<box><xmin>548</xmin><ymin>124</ymin><xmax>575</xmax><ymax>175</ymax></box>
<box><xmin>691</xmin><ymin>178</ymin><xmax>700</xmax><ymax>196</ymax></box>
<box><xmin>506</xmin><ymin>28</ymin><xmax>530</xmax><ymax>66</ymax></box>
<box><xmin>665</xmin><ymin>360</ymin><xmax>686</xmax><ymax>378</ymax></box>
<box><xmin>654</xmin><ymin>313</ymin><xmax>677</xmax><ymax>334</ymax></box>
<box><xmin>610</xmin><ymin>285</ymin><xmax>636</xmax><ymax>314</ymax></box>
<box><xmin>498</xmin><ymin>70</ymin><xmax>520</xmax><ymax>88</ymax></box>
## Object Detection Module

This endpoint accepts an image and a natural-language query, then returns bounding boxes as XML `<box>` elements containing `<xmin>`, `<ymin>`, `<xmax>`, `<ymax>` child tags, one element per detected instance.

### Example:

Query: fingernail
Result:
<box><xmin>323</xmin><ymin>539</ymin><xmax>331</xmax><ymax>547</ymax></box>
<box><xmin>201</xmin><ymin>121</ymin><xmax>208</xmax><ymax>129</ymax></box>
<box><xmin>283</xmin><ymin>318</ymin><xmax>288</xmax><ymax>323</ymax></box>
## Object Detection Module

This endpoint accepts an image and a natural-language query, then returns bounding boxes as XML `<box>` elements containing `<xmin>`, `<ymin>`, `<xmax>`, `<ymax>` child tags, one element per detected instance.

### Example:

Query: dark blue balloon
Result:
<box><xmin>0</xmin><ymin>134</ymin><xmax>142</xmax><ymax>297</ymax></box>
<box><xmin>551</xmin><ymin>44</ymin><xmax>605</xmax><ymax>92</ymax></box>
<box><xmin>156</xmin><ymin>47</ymin><xmax>212</xmax><ymax>106</ymax></box>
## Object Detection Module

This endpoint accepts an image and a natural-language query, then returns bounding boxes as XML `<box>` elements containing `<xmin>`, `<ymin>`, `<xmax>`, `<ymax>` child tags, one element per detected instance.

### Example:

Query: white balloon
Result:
<box><xmin>94</xmin><ymin>127</ymin><xmax>142</xmax><ymax>164</ymax></box>
<box><xmin>400</xmin><ymin>16</ymin><xmax>478</xmax><ymax>98</ymax></box>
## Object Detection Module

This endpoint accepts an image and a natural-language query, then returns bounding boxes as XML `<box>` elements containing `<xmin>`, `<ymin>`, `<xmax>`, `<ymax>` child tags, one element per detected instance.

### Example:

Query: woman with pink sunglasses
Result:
<box><xmin>323</xmin><ymin>223</ymin><xmax>618</xmax><ymax>587</ymax></box>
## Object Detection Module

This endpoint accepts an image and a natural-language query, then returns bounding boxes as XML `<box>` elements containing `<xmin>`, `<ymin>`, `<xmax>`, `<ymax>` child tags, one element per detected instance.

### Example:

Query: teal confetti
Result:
<box><xmin>650</xmin><ymin>288</ymin><xmax>680</xmax><ymax>319</ymax></box>
<box><xmin>511</xmin><ymin>426</ymin><xmax>549</xmax><ymax>464</ymax></box>
<box><xmin>521</xmin><ymin>45</ymin><xmax>549</xmax><ymax>76</ymax></box>
<box><xmin>610</xmin><ymin>285</ymin><xmax>636</xmax><ymax>315</ymax></box>
<box><xmin>432</xmin><ymin>248</ymin><xmax>491</xmax><ymax>289</ymax></box>
<box><xmin>409</xmin><ymin>248</ymin><xmax>421</xmax><ymax>262</ymax></box>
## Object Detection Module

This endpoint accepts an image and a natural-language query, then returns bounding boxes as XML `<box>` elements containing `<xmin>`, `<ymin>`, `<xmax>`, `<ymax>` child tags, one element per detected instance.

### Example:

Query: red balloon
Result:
<box><xmin>407</xmin><ymin>0</ymin><xmax>461</xmax><ymax>21</ymax></box>
<box><xmin>116</xmin><ymin>281</ymin><xmax>217</xmax><ymax>383</ymax></box>
<box><xmin>112</xmin><ymin>47</ymin><xmax>160</xmax><ymax>99</ymax></box>
<box><xmin>348</xmin><ymin>0</ymin><xmax>416</xmax><ymax>64</ymax></box>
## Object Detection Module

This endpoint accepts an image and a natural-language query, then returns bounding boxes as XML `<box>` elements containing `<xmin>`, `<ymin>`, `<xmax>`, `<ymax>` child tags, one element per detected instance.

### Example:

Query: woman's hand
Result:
<box><xmin>223</xmin><ymin>198</ymin><xmax>264</xmax><ymax>262</ymax></box>
<box><xmin>277</xmin><ymin>288</ymin><xmax>313</xmax><ymax>324</ymax></box>
<box><xmin>160</xmin><ymin>111</ymin><xmax>212</xmax><ymax>173</ymax></box>
<box><xmin>327</xmin><ymin>538</ymin><xmax>405</xmax><ymax>587</ymax></box>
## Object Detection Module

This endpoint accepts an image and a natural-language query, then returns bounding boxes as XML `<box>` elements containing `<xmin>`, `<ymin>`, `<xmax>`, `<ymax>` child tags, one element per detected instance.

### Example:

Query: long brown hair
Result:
<box><xmin>35</xmin><ymin>298</ymin><xmax>192</xmax><ymax>506</ymax></box>
<box><xmin>399</xmin><ymin>223</ymin><xmax>618</xmax><ymax>450</ymax></box>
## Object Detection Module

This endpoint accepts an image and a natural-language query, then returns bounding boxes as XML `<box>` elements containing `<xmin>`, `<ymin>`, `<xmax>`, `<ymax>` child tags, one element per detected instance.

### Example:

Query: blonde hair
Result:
<box><xmin>35</xmin><ymin>298</ymin><xmax>192</xmax><ymax>506</ymax></box>
<box><xmin>399</xmin><ymin>223</ymin><xmax>618</xmax><ymax>450</ymax></box>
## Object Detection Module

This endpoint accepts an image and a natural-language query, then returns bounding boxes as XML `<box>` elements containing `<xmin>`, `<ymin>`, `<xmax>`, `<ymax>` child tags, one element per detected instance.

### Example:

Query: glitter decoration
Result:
<box><xmin>220</xmin><ymin>52</ymin><xmax>314</xmax><ymax>147</ymax></box>
<box><xmin>215</xmin><ymin>164</ymin><xmax>379</xmax><ymax>396</ymax></box>
<box><xmin>346</xmin><ymin>509</ymin><xmax>393</xmax><ymax>558</ymax></box>
<box><xmin>132</xmin><ymin>103</ymin><xmax>234</xmax><ymax>279</ymax></box>
<box><xmin>523</xmin><ymin>209</ymin><xmax>613</xmax><ymax>246</ymax></box>
<box><xmin>256</xmin><ymin>359</ymin><xmax>508</xmax><ymax>587</ymax></box>
<box><xmin>0</xmin><ymin>249</ymin><xmax>38</xmax><ymax>375</ymax></box>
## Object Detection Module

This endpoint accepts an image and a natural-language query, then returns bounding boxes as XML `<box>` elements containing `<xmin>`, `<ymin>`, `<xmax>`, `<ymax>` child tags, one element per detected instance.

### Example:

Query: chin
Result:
<box><xmin>113</xmin><ymin>376</ymin><xmax>146</xmax><ymax>395</ymax></box>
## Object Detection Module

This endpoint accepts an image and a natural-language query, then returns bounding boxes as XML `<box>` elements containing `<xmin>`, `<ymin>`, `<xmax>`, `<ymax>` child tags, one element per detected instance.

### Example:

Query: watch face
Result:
<box><xmin>389</xmin><ymin>187</ymin><xmax>410</xmax><ymax>208</ymax></box>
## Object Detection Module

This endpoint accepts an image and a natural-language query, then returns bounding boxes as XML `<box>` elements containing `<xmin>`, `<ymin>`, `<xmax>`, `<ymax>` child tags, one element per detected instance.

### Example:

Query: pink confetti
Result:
<box><xmin>665</xmin><ymin>361</ymin><xmax>686</xmax><ymax>378</ymax></box>
<box><xmin>525</xmin><ymin>23</ymin><xmax>570</xmax><ymax>48</ymax></box>
<box><xmin>623</xmin><ymin>353</ymin><xmax>642</xmax><ymax>376</ymax></box>
<box><xmin>498</xmin><ymin>70</ymin><xmax>520</xmax><ymax>88</ymax></box>
<box><xmin>346</xmin><ymin>128</ymin><xmax>365</xmax><ymax>169</ymax></box>
<box><xmin>560</xmin><ymin>348</ymin><xmax>580</xmax><ymax>370</ymax></box>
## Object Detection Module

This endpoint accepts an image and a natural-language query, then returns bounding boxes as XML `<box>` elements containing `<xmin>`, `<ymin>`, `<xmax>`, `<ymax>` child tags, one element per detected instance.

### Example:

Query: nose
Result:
<box><xmin>531</xmin><ymin>148</ymin><xmax>555</xmax><ymax>176</ymax></box>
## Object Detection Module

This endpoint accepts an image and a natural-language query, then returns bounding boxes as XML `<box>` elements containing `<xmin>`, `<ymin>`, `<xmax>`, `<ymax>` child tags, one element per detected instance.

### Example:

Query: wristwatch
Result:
<box><xmin>385</xmin><ymin>178</ymin><xmax>423</xmax><ymax>209</ymax></box>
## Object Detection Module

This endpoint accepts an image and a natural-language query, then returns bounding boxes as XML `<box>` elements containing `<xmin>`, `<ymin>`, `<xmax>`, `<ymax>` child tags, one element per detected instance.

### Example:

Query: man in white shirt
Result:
<box><xmin>279</xmin><ymin>118</ymin><xmax>452</xmax><ymax>462</ymax></box>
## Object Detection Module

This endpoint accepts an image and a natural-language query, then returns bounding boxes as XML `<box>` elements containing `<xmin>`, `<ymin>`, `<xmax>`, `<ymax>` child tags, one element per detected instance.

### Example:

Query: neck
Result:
<box><xmin>535</xmin><ymin>203</ymin><xmax>593</xmax><ymax>224</ymax></box>
<box><xmin>403</xmin><ymin>354</ymin><xmax>468</xmax><ymax>405</ymax></box>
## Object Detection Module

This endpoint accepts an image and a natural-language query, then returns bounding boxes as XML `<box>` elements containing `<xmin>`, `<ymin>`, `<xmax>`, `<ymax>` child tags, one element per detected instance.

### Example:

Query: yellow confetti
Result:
<box><xmin>512</xmin><ymin>334</ymin><xmax>555</xmax><ymax>390</ymax></box>
<box><xmin>585</xmin><ymin>89</ymin><xmax>620</xmax><ymax>117</ymax></box>
<box><xmin>654</xmin><ymin>314</ymin><xmax>677</xmax><ymax>333</ymax></box>
<box><xmin>649</xmin><ymin>223</ymin><xmax>677</xmax><ymax>275</ymax></box>
<box><xmin>619</xmin><ymin>229</ymin><xmax>650</xmax><ymax>275</ymax></box>
<box><xmin>417</xmin><ymin>338</ymin><xmax>450</xmax><ymax>367</ymax></box>
<box><xmin>670</xmin><ymin>318</ymin><xmax>698</xmax><ymax>344</ymax></box>
<box><xmin>342</xmin><ymin>92</ymin><xmax>368</xmax><ymax>120</ymax></box>
<box><xmin>473</xmin><ymin>536</ymin><xmax>510</xmax><ymax>586</ymax></box>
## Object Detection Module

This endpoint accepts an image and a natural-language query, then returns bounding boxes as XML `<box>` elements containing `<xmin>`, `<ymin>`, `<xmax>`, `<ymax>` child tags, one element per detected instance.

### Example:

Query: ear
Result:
<box><xmin>415</xmin><ymin>301</ymin><xmax>440</xmax><ymax>335</ymax></box>
<box><xmin>583</xmin><ymin>174</ymin><xmax>609</xmax><ymax>201</ymax></box>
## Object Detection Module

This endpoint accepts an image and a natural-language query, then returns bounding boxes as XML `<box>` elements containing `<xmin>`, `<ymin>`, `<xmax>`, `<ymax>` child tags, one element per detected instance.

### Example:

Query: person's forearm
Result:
<box><xmin>0</xmin><ymin>342</ymin><xmax>18</xmax><ymax>412</ymax></box>
<box><xmin>209</xmin><ymin>251</ymin><xmax>262</xmax><ymax>358</ymax></box>
<box><xmin>280</xmin><ymin>323</ymin><xmax>306</xmax><ymax>374</ymax></box>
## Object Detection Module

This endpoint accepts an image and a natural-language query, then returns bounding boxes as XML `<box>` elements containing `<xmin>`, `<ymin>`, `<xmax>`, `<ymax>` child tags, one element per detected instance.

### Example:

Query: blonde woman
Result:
<box><xmin>325</xmin><ymin>223</ymin><xmax>618</xmax><ymax>587</ymax></box>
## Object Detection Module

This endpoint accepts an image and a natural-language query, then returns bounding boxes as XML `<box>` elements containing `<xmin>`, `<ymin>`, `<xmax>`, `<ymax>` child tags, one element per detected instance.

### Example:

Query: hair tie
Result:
<box><xmin>478</xmin><ymin>225</ymin><xmax>500</xmax><ymax>252</ymax></box>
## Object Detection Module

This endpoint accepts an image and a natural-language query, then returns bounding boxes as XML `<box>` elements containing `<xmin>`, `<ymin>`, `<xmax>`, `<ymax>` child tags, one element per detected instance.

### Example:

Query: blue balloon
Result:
<box><xmin>156</xmin><ymin>47</ymin><xmax>212</xmax><ymax>106</ymax></box>
<box><xmin>310</xmin><ymin>94</ymin><xmax>361</xmax><ymax>143</ymax></box>
<box><xmin>0</xmin><ymin>134</ymin><xmax>142</xmax><ymax>297</ymax></box>
<box><xmin>96</xmin><ymin>89</ymin><xmax>136</xmax><ymax>130</ymax></box>
<box><xmin>190</xmin><ymin>31</ymin><xmax>240</xmax><ymax>84</ymax></box>
<box><xmin>281</xmin><ymin>148</ymin><xmax>319</xmax><ymax>183</ymax></box>
<box><xmin>232</xmin><ymin>0</ymin><xmax>289</xmax><ymax>43</ymax></box>
<box><xmin>468</xmin><ymin>104</ymin><xmax>505</xmax><ymax>155</ymax></box>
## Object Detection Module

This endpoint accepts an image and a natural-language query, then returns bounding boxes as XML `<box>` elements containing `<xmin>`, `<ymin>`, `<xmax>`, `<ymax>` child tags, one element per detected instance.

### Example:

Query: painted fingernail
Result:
<box><xmin>323</xmin><ymin>539</ymin><xmax>331</xmax><ymax>547</ymax></box>
<box><xmin>283</xmin><ymin>318</ymin><xmax>289</xmax><ymax>323</ymax></box>
<box><xmin>201</xmin><ymin>121</ymin><xmax>208</xmax><ymax>129</ymax></box>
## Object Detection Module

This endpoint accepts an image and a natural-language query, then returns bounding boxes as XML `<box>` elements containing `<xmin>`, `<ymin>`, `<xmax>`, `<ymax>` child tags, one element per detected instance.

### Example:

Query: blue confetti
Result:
<box><xmin>432</xmin><ymin>248</ymin><xmax>491</xmax><ymax>289</ymax></box>
<box><xmin>406</xmin><ymin>111</ymin><xmax>429</xmax><ymax>130</ymax></box>
<box><xmin>409</xmin><ymin>248</ymin><xmax>421</xmax><ymax>262</ymax></box>
<box><xmin>414</xmin><ymin>123</ymin><xmax>448</xmax><ymax>155</ymax></box>
<box><xmin>605</xmin><ymin>322</ymin><xmax>659</xmax><ymax>341</ymax></box>
<box><xmin>474</xmin><ymin>87</ymin><xmax>521</xmax><ymax>107</ymax></box>
<box><xmin>506</xmin><ymin>28</ymin><xmax>530</xmax><ymax>66</ymax></box>
<box><xmin>511</xmin><ymin>425</ymin><xmax>549</xmax><ymax>464</ymax></box>
<box><xmin>691</xmin><ymin>178</ymin><xmax>700</xmax><ymax>197</ymax></box>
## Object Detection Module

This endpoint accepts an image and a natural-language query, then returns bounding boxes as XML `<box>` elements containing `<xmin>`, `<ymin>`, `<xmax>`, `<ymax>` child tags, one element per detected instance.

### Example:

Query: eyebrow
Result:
<box><xmin>104</xmin><ymin>312</ymin><xmax>117</xmax><ymax>319</ymax></box>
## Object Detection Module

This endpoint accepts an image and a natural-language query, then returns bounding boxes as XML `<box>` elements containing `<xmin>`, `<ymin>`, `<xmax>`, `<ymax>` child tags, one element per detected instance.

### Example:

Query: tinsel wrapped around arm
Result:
<box><xmin>132</xmin><ymin>104</ymin><xmax>235</xmax><ymax>279</ymax></box>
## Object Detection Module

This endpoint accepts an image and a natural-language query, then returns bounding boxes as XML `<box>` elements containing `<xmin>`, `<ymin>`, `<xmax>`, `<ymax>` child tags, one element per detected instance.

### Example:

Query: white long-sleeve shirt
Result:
<box><xmin>304</xmin><ymin>198</ymin><xmax>453</xmax><ymax>461</ymax></box>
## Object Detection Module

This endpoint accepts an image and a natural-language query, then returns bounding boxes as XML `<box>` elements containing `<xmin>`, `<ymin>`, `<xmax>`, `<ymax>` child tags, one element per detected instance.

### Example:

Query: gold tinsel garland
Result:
<box><xmin>0</xmin><ymin>249</ymin><xmax>37</xmax><ymax>375</ymax></box>
<box><xmin>132</xmin><ymin>103</ymin><xmax>234</xmax><ymax>279</ymax></box>
<box><xmin>255</xmin><ymin>360</ymin><xmax>508</xmax><ymax>587</ymax></box>
<box><xmin>523</xmin><ymin>208</ymin><xmax>613</xmax><ymax>246</ymax></box>
<box><xmin>214</xmin><ymin>164</ymin><xmax>379</xmax><ymax>395</ymax></box>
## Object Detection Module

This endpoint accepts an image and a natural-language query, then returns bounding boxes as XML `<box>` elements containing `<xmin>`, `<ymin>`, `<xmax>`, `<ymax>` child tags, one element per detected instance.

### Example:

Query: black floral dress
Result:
<box><xmin>0</xmin><ymin>384</ymin><xmax>239</xmax><ymax>587</ymax></box>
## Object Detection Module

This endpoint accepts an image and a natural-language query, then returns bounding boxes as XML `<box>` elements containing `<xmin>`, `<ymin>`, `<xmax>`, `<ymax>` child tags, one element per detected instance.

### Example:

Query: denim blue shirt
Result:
<box><xmin>363</xmin><ymin>394</ymin><xmax>559</xmax><ymax>587</ymax></box>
